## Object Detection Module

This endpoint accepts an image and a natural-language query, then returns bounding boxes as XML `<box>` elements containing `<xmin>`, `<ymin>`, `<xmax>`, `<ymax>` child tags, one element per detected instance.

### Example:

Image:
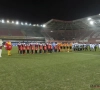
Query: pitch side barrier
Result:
<box><xmin>47</xmin><ymin>40</ymin><xmax>75</xmax><ymax>43</ymax></box>
<box><xmin>1</xmin><ymin>36</ymin><xmax>45</xmax><ymax>44</ymax></box>
<box><xmin>0</xmin><ymin>36</ymin><xmax>45</xmax><ymax>39</ymax></box>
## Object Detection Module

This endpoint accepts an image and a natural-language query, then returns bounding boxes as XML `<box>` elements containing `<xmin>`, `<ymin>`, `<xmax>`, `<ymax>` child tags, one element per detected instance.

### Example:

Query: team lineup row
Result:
<box><xmin>17</xmin><ymin>43</ymin><xmax>61</xmax><ymax>54</ymax></box>
<box><xmin>17</xmin><ymin>42</ymin><xmax>100</xmax><ymax>54</ymax></box>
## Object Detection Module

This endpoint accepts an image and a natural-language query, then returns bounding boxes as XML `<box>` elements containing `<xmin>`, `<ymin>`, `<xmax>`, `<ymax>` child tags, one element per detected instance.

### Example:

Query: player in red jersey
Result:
<box><xmin>19</xmin><ymin>43</ymin><xmax>23</xmax><ymax>54</ymax></box>
<box><xmin>39</xmin><ymin>43</ymin><xmax>43</xmax><ymax>54</ymax></box>
<box><xmin>43</xmin><ymin>44</ymin><xmax>47</xmax><ymax>53</ymax></box>
<box><xmin>35</xmin><ymin>43</ymin><xmax>38</xmax><ymax>54</ymax></box>
<box><xmin>30</xmin><ymin>43</ymin><xmax>34</xmax><ymax>54</ymax></box>
<box><xmin>47</xmin><ymin>43</ymin><xmax>50</xmax><ymax>53</ymax></box>
<box><xmin>26</xmin><ymin>43</ymin><xmax>30</xmax><ymax>54</ymax></box>
<box><xmin>17</xmin><ymin>42</ymin><xmax>21</xmax><ymax>54</ymax></box>
<box><xmin>50</xmin><ymin>43</ymin><xmax>52</xmax><ymax>53</ymax></box>
<box><xmin>22</xmin><ymin>43</ymin><xmax>26</xmax><ymax>54</ymax></box>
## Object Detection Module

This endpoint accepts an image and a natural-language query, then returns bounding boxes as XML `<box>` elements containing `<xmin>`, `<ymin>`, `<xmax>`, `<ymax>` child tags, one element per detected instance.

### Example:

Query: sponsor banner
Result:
<box><xmin>79</xmin><ymin>40</ymin><xmax>88</xmax><ymax>42</ymax></box>
<box><xmin>96</xmin><ymin>40</ymin><xmax>100</xmax><ymax>42</ymax></box>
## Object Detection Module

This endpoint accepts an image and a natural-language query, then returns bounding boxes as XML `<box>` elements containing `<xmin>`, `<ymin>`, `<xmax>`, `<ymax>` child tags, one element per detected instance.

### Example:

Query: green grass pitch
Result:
<box><xmin>0</xmin><ymin>47</ymin><xmax>100</xmax><ymax>90</ymax></box>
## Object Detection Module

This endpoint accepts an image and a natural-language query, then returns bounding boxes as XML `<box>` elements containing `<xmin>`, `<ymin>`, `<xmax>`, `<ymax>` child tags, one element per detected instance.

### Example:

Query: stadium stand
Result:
<box><xmin>10</xmin><ymin>29</ymin><xmax>24</xmax><ymax>36</ymax></box>
<box><xmin>1</xmin><ymin>14</ymin><xmax>100</xmax><ymax>43</ymax></box>
<box><xmin>0</xmin><ymin>23</ymin><xmax>44</xmax><ymax>39</ymax></box>
<box><xmin>43</xmin><ymin>16</ymin><xmax>100</xmax><ymax>43</ymax></box>
<box><xmin>23</xmin><ymin>29</ymin><xmax>43</xmax><ymax>37</ymax></box>
<box><xmin>0</xmin><ymin>29</ymin><xmax>10</xmax><ymax>36</ymax></box>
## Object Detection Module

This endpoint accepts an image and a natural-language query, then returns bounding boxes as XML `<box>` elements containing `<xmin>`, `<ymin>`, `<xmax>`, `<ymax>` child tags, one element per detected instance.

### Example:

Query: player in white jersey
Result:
<box><xmin>98</xmin><ymin>43</ymin><xmax>100</xmax><ymax>49</ymax></box>
<box><xmin>72</xmin><ymin>43</ymin><xmax>74</xmax><ymax>51</ymax></box>
<box><xmin>89</xmin><ymin>43</ymin><xmax>92</xmax><ymax>51</ymax></box>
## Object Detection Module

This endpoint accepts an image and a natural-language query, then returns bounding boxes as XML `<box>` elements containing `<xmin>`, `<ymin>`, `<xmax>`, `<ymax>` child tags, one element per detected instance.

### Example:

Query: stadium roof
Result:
<box><xmin>45</xmin><ymin>14</ymin><xmax>100</xmax><ymax>31</ymax></box>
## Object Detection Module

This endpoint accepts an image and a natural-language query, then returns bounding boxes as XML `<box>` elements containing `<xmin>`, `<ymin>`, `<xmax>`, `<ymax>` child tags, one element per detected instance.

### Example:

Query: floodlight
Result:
<box><xmin>50</xmin><ymin>31</ymin><xmax>53</xmax><ymax>32</ymax></box>
<box><xmin>25</xmin><ymin>22</ymin><xmax>27</xmax><ymax>25</ymax></box>
<box><xmin>37</xmin><ymin>24</ymin><xmax>39</xmax><ymax>26</ymax></box>
<box><xmin>21</xmin><ymin>22</ymin><xmax>24</xmax><ymax>25</ymax></box>
<box><xmin>29</xmin><ymin>23</ymin><xmax>31</xmax><ymax>26</ymax></box>
<box><xmin>88</xmin><ymin>18</ymin><xmax>92</xmax><ymax>20</ymax></box>
<box><xmin>1</xmin><ymin>20</ymin><xmax>5</xmax><ymax>23</ymax></box>
<box><xmin>7</xmin><ymin>20</ymin><xmax>9</xmax><ymax>23</ymax></box>
<box><xmin>12</xmin><ymin>21</ymin><xmax>14</xmax><ymax>24</ymax></box>
<box><xmin>33</xmin><ymin>24</ymin><xmax>36</xmax><ymax>26</ymax></box>
<box><xmin>16</xmin><ymin>21</ymin><xmax>19</xmax><ymax>25</ymax></box>
<box><xmin>43</xmin><ymin>24</ymin><xmax>46</xmax><ymax>27</ymax></box>
<box><xmin>90</xmin><ymin>21</ymin><xmax>94</xmax><ymax>25</ymax></box>
<box><xmin>99</xmin><ymin>14</ymin><xmax>100</xmax><ymax>15</ymax></box>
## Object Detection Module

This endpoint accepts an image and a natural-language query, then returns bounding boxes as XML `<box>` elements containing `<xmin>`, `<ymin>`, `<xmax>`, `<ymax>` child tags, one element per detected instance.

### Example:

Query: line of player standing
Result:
<box><xmin>72</xmin><ymin>43</ymin><xmax>100</xmax><ymax>51</ymax></box>
<box><xmin>17</xmin><ymin>42</ymin><xmax>100</xmax><ymax>54</ymax></box>
<box><xmin>17</xmin><ymin>43</ymin><xmax>61</xmax><ymax>54</ymax></box>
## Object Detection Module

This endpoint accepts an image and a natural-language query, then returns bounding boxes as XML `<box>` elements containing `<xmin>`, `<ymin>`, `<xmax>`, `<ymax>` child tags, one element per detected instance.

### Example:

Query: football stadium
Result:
<box><xmin>0</xmin><ymin>14</ymin><xmax>100</xmax><ymax>90</ymax></box>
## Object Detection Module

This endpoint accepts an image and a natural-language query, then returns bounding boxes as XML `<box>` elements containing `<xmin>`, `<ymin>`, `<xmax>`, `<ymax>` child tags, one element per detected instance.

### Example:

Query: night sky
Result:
<box><xmin>0</xmin><ymin>0</ymin><xmax>100</xmax><ymax>24</ymax></box>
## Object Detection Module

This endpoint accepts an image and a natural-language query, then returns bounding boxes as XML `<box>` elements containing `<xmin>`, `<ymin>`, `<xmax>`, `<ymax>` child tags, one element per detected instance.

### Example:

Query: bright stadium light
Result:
<box><xmin>33</xmin><ymin>24</ymin><xmax>36</xmax><ymax>26</ymax></box>
<box><xmin>25</xmin><ymin>22</ymin><xmax>27</xmax><ymax>25</ymax></box>
<box><xmin>21</xmin><ymin>22</ymin><xmax>24</xmax><ymax>25</ymax></box>
<box><xmin>29</xmin><ymin>23</ymin><xmax>31</xmax><ymax>26</ymax></box>
<box><xmin>41</xmin><ymin>25</ymin><xmax>43</xmax><ymax>27</ymax></box>
<box><xmin>7</xmin><ymin>20</ymin><xmax>9</xmax><ymax>23</ymax></box>
<box><xmin>43</xmin><ymin>24</ymin><xmax>46</xmax><ymax>27</ymax></box>
<box><xmin>37</xmin><ymin>24</ymin><xmax>38</xmax><ymax>26</ymax></box>
<box><xmin>90</xmin><ymin>21</ymin><xmax>94</xmax><ymax>25</ymax></box>
<box><xmin>12</xmin><ymin>21</ymin><xmax>14</xmax><ymax>24</ymax></box>
<box><xmin>1</xmin><ymin>20</ymin><xmax>5</xmax><ymax>23</ymax></box>
<box><xmin>16</xmin><ymin>21</ymin><xmax>19</xmax><ymax>25</ymax></box>
<box><xmin>99</xmin><ymin>14</ymin><xmax>100</xmax><ymax>15</ymax></box>
<box><xmin>88</xmin><ymin>18</ymin><xmax>92</xmax><ymax>20</ymax></box>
